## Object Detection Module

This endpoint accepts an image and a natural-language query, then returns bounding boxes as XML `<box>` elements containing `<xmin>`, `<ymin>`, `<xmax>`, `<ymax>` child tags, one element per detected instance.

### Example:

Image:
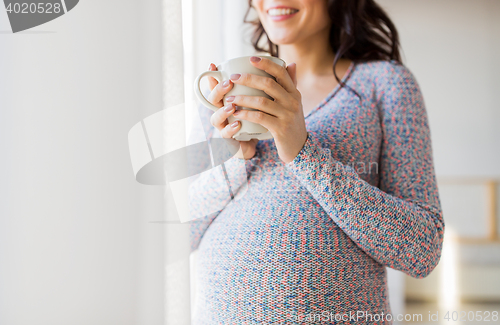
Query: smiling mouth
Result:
<box><xmin>267</xmin><ymin>8</ymin><xmax>299</xmax><ymax>17</ymax></box>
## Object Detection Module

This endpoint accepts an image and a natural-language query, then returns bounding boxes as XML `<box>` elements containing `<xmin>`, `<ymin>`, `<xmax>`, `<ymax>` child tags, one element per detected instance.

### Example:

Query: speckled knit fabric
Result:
<box><xmin>188</xmin><ymin>60</ymin><xmax>445</xmax><ymax>324</ymax></box>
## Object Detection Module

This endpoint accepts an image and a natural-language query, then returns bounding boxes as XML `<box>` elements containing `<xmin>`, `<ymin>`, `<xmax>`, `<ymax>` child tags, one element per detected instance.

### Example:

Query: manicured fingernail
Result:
<box><xmin>226</xmin><ymin>96</ymin><xmax>235</xmax><ymax>102</ymax></box>
<box><xmin>230</xmin><ymin>74</ymin><xmax>241</xmax><ymax>81</ymax></box>
<box><xmin>250</xmin><ymin>56</ymin><xmax>261</xmax><ymax>63</ymax></box>
<box><xmin>224</xmin><ymin>103</ymin><xmax>234</xmax><ymax>112</ymax></box>
<box><xmin>222</xmin><ymin>80</ymin><xmax>230</xmax><ymax>87</ymax></box>
<box><xmin>208</xmin><ymin>63</ymin><xmax>213</xmax><ymax>70</ymax></box>
<box><xmin>231</xmin><ymin>121</ymin><xmax>239</xmax><ymax>128</ymax></box>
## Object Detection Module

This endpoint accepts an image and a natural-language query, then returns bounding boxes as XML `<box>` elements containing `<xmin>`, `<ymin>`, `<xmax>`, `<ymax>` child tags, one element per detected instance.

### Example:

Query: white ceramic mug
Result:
<box><xmin>193</xmin><ymin>55</ymin><xmax>286</xmax><ymax>141</ymax></box>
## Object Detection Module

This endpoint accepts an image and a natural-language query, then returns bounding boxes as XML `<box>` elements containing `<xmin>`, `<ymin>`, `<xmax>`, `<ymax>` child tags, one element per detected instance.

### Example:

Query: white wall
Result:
<box><xmin>378</xmin><ymin>0</ymin><xmax>500</xmax><ymax>178</ymax></box>
<box><xmin>0</xmin><ymin>1</ymin><xmax>165</xmax><ymax>324</ymax></box>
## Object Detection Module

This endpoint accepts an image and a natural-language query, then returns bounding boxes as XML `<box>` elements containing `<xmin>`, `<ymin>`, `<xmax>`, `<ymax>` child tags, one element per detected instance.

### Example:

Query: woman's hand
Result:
<box><xmin>206</xmin><ymin>63</ymin><xmax>259</xmax><ymax>160</ymax></box>
<box><xmin>227</xmin><ymin>57</ymin><xmax>307</xmax><ymax>164</ymax></box>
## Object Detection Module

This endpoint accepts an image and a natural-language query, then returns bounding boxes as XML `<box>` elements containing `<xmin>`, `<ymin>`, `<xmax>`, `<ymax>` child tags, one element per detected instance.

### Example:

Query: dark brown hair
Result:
<box><xmin>243</xmin><ymin>0</ymin><xmax>402</xmax><ymax>92</ymax></box>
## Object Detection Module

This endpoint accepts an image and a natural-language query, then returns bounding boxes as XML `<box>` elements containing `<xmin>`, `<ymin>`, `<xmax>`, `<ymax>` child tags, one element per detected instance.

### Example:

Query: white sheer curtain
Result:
<box><xmin>159</xmin><ymin>0</ymin><xmax>254</xmax><ymax>323</ymax></box>
<box><xmin>162</xmin><ymin>0</ymin><xmax>255</xmax><ymax>323</ymax></box>
<box><xmin>162</xmin><ymin>0</ymin><xmax>191</xmax><ymax>324</ymax></box>
<box><xmin>129</xmin><ymin>1</ymin><xmax>195</xmax><ymax>322</ymax></box>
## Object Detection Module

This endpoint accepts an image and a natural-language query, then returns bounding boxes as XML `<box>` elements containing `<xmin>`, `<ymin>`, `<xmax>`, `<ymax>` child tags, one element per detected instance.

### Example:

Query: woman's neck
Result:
<box><xmin>278</xmin><ymin>27</ymin><xmax>336</xmax><ymax>80</ymax></box>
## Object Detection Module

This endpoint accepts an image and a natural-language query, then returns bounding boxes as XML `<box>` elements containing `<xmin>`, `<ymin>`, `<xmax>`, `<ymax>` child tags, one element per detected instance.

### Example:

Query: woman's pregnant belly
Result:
<box><xmin>194</xmin><ymin>163</ymin><xmax>392</xmax><ymax>324</ymax></box>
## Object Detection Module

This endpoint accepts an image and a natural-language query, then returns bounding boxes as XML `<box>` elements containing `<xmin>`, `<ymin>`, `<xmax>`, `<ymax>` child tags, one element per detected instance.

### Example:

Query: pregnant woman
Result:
<box><xmin>189</xmin><ymin>0</ymin><xmax>445</xmax><ymax>324</ymax></box>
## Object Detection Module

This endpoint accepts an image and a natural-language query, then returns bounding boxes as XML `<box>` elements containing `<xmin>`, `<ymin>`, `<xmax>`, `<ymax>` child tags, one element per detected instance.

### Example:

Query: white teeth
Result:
<box><xmin>268</xmin><ymin>8</ymin><xmax>298</xmax><ymax>16</ymax></box>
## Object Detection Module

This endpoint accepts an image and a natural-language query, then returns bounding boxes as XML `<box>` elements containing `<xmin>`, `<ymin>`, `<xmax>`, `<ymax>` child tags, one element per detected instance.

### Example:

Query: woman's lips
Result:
<box><xmin>267</xmin><ymin>7</ymin><xmax>299</xmax><ymax>21</ymax></box>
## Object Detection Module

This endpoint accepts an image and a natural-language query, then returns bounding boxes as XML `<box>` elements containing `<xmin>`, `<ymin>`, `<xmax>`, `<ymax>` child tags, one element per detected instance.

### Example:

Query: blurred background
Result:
<box><xmin>1</xmin><ymin>0</ymin><xmax>499</xmax><ymax>324</ymax></box>
<box><xmin>378</xmin><ymin>1</ymin><xmax>500</xmax><ymax>323</ymax></box>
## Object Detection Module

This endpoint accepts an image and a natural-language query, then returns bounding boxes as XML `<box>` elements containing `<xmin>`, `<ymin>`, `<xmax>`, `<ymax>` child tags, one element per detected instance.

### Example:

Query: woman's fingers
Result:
<box><xmin>211</xmin><ymin>103</ymin><xmax>241</xmax><ymax>138</ymax></box>
<box><xmin>211</xmin><ymin>103</ymin><xmax>236</xmax><ymax>130</ymax></box>
<box><xmin>249</xmin><ymin>57</ymin><xmax>297</xmax><ymax>95</ymax></box>
<box><xmin>207</xmin><ymin>63</ymin><xmax>218</xmax><ymax>91</ymax></box>
<box><xmin>229</xmin><ymin>73</ymin><xmax>288</xmax><ymax>103</ymax></box>
<box><xmin>220</xmin><ymin>119</ymin><xmax>241</xmax><ymax>139</ymax></box>
<box><xmin>225</xmin><ymin>95</ymin><xmax>280</xmax><ymax>117</ymax></box>
<box><xmin>207</xmin><ymin>78</ymin><xmax>234</xmax><ymax>107</ymax></box>
<box><xmin>232</xmin><ymin>107</ymin><xmax>275</xmax><ymax>133</ymax></box>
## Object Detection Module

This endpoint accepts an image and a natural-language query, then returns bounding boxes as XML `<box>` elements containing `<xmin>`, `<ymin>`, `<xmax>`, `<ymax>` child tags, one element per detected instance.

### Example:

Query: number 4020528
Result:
<box><xmin>5</xmin><ymin>2</ymin><xmax>62</xmax><ymax>14</ymax></box>
<box><xmin>442</xmin><ymin>310</ymin><xmax>498</xmax><ymax>322</ymax></box>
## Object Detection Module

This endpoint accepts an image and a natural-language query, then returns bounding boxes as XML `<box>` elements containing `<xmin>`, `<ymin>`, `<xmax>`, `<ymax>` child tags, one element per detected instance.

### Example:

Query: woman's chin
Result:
<box><xmin>268</xmin><ymin>35</ymin><xmax>298</xmax><ymax>46</ymax></box>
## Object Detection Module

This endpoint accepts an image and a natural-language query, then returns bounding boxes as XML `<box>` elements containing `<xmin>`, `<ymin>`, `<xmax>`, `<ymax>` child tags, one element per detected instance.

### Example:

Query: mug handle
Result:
<box><xmin>193</xmin><ymin>71</ymin><xmax>223</xmax><ymax>112</ymax></box>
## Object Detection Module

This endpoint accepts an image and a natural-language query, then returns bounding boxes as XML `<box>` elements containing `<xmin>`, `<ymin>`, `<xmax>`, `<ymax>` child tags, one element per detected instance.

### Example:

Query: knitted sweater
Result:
<box><xmin>188</xmin><ymin>60</ymin><xmax>445</xmax><ymax>324</ymax></box>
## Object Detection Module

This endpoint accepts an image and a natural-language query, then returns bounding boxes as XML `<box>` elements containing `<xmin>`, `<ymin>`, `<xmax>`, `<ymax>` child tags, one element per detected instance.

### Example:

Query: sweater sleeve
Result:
<box><xmin>188</xmin><ymin>101</ymin><xmax>260</xmax><ymax>253</ymax></box>
<box><xmin>284</xmin><ymin>63</ymin><xmax>445</xmax><ymax>279</ymax></box>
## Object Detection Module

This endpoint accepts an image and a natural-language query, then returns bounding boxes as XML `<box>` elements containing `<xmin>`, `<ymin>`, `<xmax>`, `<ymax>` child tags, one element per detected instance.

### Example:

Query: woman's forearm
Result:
<box><xmin>285</xmin><ymin>63</ymin><xmax>445</xmax><ymax>279</ymax></box>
